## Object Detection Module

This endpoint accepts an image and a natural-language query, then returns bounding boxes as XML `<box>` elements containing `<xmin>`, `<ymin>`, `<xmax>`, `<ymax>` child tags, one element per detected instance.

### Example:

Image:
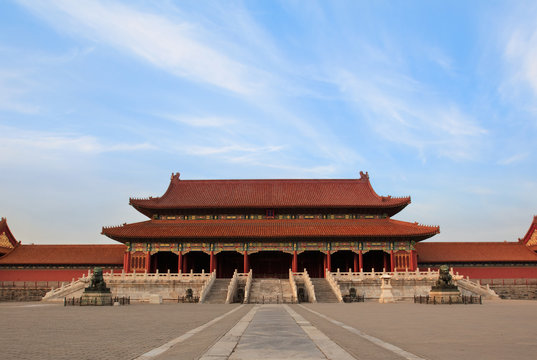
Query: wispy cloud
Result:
<box><xmin>16</xmin><ymin>0</ymin><xmax>364</xmax><ymax>172</ymax></box>
<box><xmin>157</xmin><ymin>114</ymin><xmax>237</xmax><ymax>128</ymax></box>
<box><xmin>186</xmin><ymin>144</ymin><xmax>283</xmax><ymax>156</ymax></box>
<box><xmin>332</xmin><ymin>69</ymin><xmax>486</xmax><ymax>161</ymax></box>
<box><xmin>17</xmin><ymin>0</ymin><xmax>265</xmax><ymax>96</ymax></box>
<box><xmin>499</xmin><ymin>3</ymin><xmax>537</xmax><ymax>113</ymax></box>
<box><xmin>497</xmin><ymin>152</ymin><xmax>529</xmax><ymax>166</ymax></box>
<box><xmin>0</xmin><ymin>126</ymin><xmax>154</xmax><ymax>164</ymax></box>
<box><xmin>0</xmin><ymin>70</ymin><xmax>40</xmax><ymax>114</ymax></box>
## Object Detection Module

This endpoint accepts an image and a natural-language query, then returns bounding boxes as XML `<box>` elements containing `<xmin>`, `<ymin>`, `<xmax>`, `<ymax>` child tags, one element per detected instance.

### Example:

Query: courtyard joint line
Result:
<box><xmin>298</xmin><ymin>305</ymin><xmax>427</xmax><ymax>360</ymax></box>
<box><xmin>133</xmin><ymin>305</ymin><xmax>245</xmax><ymax>360</ymax></box>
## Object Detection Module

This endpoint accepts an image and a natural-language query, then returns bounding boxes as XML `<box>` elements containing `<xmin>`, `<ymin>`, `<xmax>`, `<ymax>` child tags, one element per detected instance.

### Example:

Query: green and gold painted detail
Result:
<box><xmin>155</xmin><ymin>213</ymin><xmax>388</xmax><ymax>221</ymax></box>
<box><xmin>126</xmin><ymin>240</ymin><xmax>414</xmax><ymax>254</ymax></box>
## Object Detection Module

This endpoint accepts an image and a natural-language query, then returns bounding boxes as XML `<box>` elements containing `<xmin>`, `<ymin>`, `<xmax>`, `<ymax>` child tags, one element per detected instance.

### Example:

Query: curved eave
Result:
<box><xmin>129</xmin><ymin>197</ymin><xmax>411</xmax><ymax>218</ymax></box>
<box><xmin>102</xmin><ymin>219</ymin><xmax>439</xmax><ymax>243</ymax></box>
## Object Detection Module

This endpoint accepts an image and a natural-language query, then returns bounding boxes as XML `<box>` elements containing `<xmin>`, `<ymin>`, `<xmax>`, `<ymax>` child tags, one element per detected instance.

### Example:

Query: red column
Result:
<box><xmin>123</xmin><ymin>252</ymin><xmax>131</xmax><ymax>272</ymax></box>
<box><xmin>390</xmin><ymin>250</ymin><xmax>395</xmax><ymax>272</ymax></box>
<box><xmin>292</xmin><ymin>251</ymin><xmax>298</xmax><ymax>272</ymax></box>
<box><xmin>409</xmin><ymin>250</ymin><xmax>417</xmax><ymax>271</ymax></box>
<box><xmin>353</xmin><ymin>253</ymin><xmax>358</xmax><ymax>272</ymax></box>
<box><xmin>243</xmin><ymin>251</ymin><xmax>249</xmax><ymax>273</ymax></box>
<box><xmin>327</xmin><ymin>251</ymin><xmax>331</xmax><ymax>273</ymax></box>
<box><xmin>408</xmin><ymin>250</ymin><xmax>413</xmax><ymax>270</ymax></box>
<box><xmin>145</xmin><ymin>252</ymin><xmax>151</xmax><ymax>273</ymax></box>
<box><xmin>178</xmin><ymin>251</ymin><xmax>182</xmax><ymax>273</ymax></box>
<box><xmin>358</xmin><ymin>250</ymin><xmax>363</xmax><ymax>272</ymax></box>
<box><xmin>210</xmin><ymin>251</ymin><xmax>215</xmax><ymax>273</ymax></box>
<box><xmin>182</xmin><ymin>254</ymin><xmax>188</xmax><ymax>273</ymax></box>
<box><xmin>413</xmin><ymin>250</ymin><xmax>418</xmax><ymax>270</ymax></box>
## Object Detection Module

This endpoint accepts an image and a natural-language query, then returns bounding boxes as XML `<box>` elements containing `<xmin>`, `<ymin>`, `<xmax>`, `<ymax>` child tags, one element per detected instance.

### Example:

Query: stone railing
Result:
<box><xmin>42</xmin><ymin>271</ymin><xmax>93</xmax><ymax>301</ymax></box>
<box><xmin>330</xmin><ymin>268</ymin><xmax>462</xmax><ymax>282</ymax></box>
<box><xmin>288</xmin><ymin>269</ymin><xmax>298</xmax><ymax>303</ymax></box>
<box><xmin>456</xmin><ymin>276</ymin><xmax>500</xmax><ymax>300</ymax></box>
<box><xmin>104</xmin><ymin>269</ymin><xmax>213</xmax><ymax>283</ymax></box>
<box><xmin>43</xmin><ymin>269</ymin><xmax>216</xmax><ymax>302</ymax></box>
<box><xmin>325</xmin><ymin>270</ymin><xmax>343</xmax><ymax>303</ymax></box>
<box><xmin>225</xmin><ymin>270</ymin><xmax>238</xmax><ymax>304</ymax></box>
<box><xmin>302</xmin><ymin>269</ymin><xmax>317</xmax><ymax>303</ymax></box>
<box><xmin>243</xmin><ymin>269</ymin><xmax>253</xmax><ymax>304</ymax></box>
<box><xmin>198</xmin><ymin>270</ymin><xmax>217</xmax><ymax>303</ymax></box>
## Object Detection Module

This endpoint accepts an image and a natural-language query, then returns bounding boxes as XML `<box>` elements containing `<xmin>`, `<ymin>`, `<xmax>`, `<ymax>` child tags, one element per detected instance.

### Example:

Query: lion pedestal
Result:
<box><xmin>80</xmin><ymin>267</ymin><xmax>113</xmax><ymax>306</ymax></box>
<box><xmin>428</xmin><ymin>265</ymin><xmax>462</xmax><ymax>304</ymax></box>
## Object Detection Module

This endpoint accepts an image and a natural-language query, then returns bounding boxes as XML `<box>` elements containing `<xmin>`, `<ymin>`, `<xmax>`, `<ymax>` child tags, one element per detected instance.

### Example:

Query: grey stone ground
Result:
<box><xmin>1</xmin><ymin>300</ymin><xmax>536</xmax><ymax>360</ymax></box>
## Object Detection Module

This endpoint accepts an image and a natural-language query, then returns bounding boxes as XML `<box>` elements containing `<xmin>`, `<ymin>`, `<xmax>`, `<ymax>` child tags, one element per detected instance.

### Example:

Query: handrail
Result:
<box><xmin>288</xmin><ymin>269</ymin><xmax>298</xmax><ymax>303</ymax></box>
<box><xmin>302</xmin><ymin>269</ymin><xmax>317</xmax><ymax>303</ymax></box>
<box><xmin>243</xmin><ymin>269</ymin><xmax>253</xmax><ymax>304</ymax></box>
<box><xmin>325</xmin><ymin>270</ymin><xmax>343</xmax><ymax>303</ymax></box>
<box><xmin>199</xmin><ymin>270</ymin><xmax>217</xmax><ymax>303</ymax></box>
<box><xmin>456</xmin><ymin>277</ymin><xmax>500</xmax><ymax>300</ymax></box>
<box><xmin>225</xmin><ymin>269</ymin><xmax>238</xmax><ymax>304</ymax></box>
<box><xmin>42</xmin><ymin>272</ymin><xmax>91</xmax><ymax>301</ymax></box>
<box><xmin>329</xmin><ymin>268</ymin><xmax>459</xmax><ymax>281</ymax></box>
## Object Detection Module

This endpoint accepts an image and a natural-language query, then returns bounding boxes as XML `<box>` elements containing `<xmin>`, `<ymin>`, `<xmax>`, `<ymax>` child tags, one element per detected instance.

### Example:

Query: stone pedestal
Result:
<box><xmin>80</xmin><ymin>267</ymin><xmax>113</xmax><ymax>306</ymax></box>
<box><xmin>149</xmin><ymin>294</ymin><xmax>163</xmax><ymax>304</ymax></box>
<box><xmin>428</xmin><ymin>290</ymin><xmax>462</xmax><ymax>304</ymax></box>
<box><xmin>379</xmin><ymin>274</ymin><xmax>395</xmax><ymax>303</ymax></box>
<box><xmin>80</xmin><ymin>292</ymin><xmax>113</xmax><ymax>306</ymax></box>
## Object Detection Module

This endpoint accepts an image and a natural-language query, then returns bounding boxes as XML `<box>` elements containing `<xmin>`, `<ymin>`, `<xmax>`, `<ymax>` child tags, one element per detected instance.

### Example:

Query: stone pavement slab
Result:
<box><xmin>2</xmin><ymin>300</ymin><xmax>537</xmax><ymax>360</ymax></box>
<box><xmin>296</xmin><ymin>300</ymin><xmax>537</xmax><ymax>360</ymax></box>
<box><xmin>227</xmin><ymin>305</ymin><xmax>327</xmax><ymax>360</ymax></box>
<box><xmin>0</xmin><ymin>302</ymin><xmax>244</xmax><ymax>360</ymax></box>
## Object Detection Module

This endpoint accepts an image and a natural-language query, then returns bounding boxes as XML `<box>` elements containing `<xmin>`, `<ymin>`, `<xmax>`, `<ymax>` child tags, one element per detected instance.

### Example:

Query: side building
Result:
<box><xmin>102</xmin><ymin>172</ymin><xmax>440</xmax><ymax>277</ymax></box>
<box><xmin>0</xmin><ymin>218</ymin><xmax>124</xmax><ymax>283</ymax></box>
<box><xmin>417</xmin><ymin>215</ymin><xmax>537</xmax><ymax>279</ymax></box>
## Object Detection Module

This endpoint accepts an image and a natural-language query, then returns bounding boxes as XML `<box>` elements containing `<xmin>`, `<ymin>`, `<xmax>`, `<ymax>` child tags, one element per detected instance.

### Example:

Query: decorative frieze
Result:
<box><xmin>126</xmin><ymin>240</ymin><xmax>414</xmax><ymax>255</ymax></box>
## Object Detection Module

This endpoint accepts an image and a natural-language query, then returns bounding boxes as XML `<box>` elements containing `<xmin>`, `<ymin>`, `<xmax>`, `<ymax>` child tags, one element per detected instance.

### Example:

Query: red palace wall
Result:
<box><xmin>440</xmin><ymin>266</ymin><xmax>537</xmax><ymax>279</ymax></box>
<box><xmin>0</xmin><ymin>268</ymin><xmax>119</xmax><ymax>282</ymax></box>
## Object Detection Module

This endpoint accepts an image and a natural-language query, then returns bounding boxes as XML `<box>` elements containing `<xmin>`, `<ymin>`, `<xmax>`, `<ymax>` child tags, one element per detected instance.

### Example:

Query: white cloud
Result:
<box><xmin>157</xmin><ymin>114</ymin><xmax>237</xmax><ymax>128</ymax></box>
<box><xmin>0</xmin><ymin>70</ymin><xmax>40</xmax><ymax>114</ymax></box>
<box><xmin>0</xmin><ymin>126</ymin><xmax>154</xmax><ymax>164</ymax></box>
<box><xmin>17</xmin><ymin>0</ymin><xmax>265</xmax><ymax>95</ymax></box>
<box><xmin>499</xmin><ymin>3</ymin><xmax>537</xmax><ymax>114</ymax></box>
<box><xmin>332</xmin><ymin>69</ymin><xmax>486</xmax><ymax>161</ymax></box>
<box><xmin>497</xmin><ymin>152</ymin><xmax>529</xmax><ymax>166</ymax></box>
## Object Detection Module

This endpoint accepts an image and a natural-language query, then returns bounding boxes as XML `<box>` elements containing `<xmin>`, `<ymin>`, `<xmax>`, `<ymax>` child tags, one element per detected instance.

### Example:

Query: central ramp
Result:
<box><xmin>199</xmin><ymin>305</ymin><xmax>356</xmax><ymax>360</ymax></box>
<box><xmin>248</xmin><ymin>278</ymin><xmax>293</xmax><ymax>303</ymax></box>
<box><xmin>230</xmin><ymin>305</ymin><xmax>326</xmax><ymax>359</ymax></box>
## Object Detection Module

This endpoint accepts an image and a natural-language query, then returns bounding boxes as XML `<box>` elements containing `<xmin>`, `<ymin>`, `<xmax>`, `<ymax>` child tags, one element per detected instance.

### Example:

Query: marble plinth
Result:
<box><xmin>428</xmin><ymin>290</ymin><xmax>462</xmax><ymax>304</ymax></box>
<box><xmin>80</xmin><ymin>292</ymin><xmax>113</xmax><ymax>306</ymax></box>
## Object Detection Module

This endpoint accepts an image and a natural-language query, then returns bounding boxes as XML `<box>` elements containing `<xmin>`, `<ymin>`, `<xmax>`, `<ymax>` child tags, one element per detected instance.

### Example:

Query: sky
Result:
<box><xmin>0</xmin><ymin>0</ymin><xmax>536</xmax><ymax>245</ymax></box>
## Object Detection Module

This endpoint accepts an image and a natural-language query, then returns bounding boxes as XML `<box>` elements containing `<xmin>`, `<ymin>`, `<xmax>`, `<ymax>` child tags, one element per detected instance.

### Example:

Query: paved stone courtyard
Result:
<box><xmin>1</xmin><ymin>300</ymin><xmax>536</xmax><ymax>360</ymax></box>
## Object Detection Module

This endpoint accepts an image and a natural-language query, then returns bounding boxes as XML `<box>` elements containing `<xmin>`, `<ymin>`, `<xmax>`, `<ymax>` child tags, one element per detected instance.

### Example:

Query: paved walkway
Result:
<box><xmin>2</xmin><ymin>300</ymin><xmax>537</xmax><ymax>359</ymax></box>
<box><xmin>199</xmin><ymin>305</ymin><xmax>354</xmax><ymax>360</ymax></box>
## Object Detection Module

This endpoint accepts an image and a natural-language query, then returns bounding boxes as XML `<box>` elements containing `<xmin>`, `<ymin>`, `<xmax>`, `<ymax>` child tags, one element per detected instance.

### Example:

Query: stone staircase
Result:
<box><xmin>248</xmin><ymin>278</ymin><xmax>294</xmax><ymax>303</ymax></box>
<box><xmin>311</xmin><ymin>278</ymin><xmax>339</xmax><ymax>303</ymax></box>
<box><xmin>203</xmin><ymin>279</ymin><xmax>231</xmax><ymax>304</ymax></box>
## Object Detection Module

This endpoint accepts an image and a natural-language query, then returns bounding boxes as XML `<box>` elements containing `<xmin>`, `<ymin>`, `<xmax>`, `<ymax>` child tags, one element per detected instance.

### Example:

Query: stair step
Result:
<box><xmin>204</xmin><ymin>279</ymin><xmax>231</xmax><ymax>304</ymax></box>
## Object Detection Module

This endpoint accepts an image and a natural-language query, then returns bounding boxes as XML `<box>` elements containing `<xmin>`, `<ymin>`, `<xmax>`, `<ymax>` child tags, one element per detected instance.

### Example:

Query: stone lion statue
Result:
<box><xmin>86</xmin><ymin>267</ymin><xmax>110</xmax><ymax>293</ymax></box>
<box><xmin>432</xmin><ymin>265</ymin><xmax>457</xmax><ymax>290</ymax></box>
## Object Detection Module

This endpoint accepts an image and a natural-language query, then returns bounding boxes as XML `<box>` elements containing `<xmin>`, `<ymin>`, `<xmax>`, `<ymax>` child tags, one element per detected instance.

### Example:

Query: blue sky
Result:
<box><xmin>1</xmin><ymin>0</ymin><xmax>536</xmax><ymax>244</ymax></box>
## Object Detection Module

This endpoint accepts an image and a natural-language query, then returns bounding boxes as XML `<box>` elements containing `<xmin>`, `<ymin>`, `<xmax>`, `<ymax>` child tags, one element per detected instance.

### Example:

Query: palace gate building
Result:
<box><xmin>102</xmin><ymin>172</ymin><xmax>440</xmax><ymax>278</ymax></box>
